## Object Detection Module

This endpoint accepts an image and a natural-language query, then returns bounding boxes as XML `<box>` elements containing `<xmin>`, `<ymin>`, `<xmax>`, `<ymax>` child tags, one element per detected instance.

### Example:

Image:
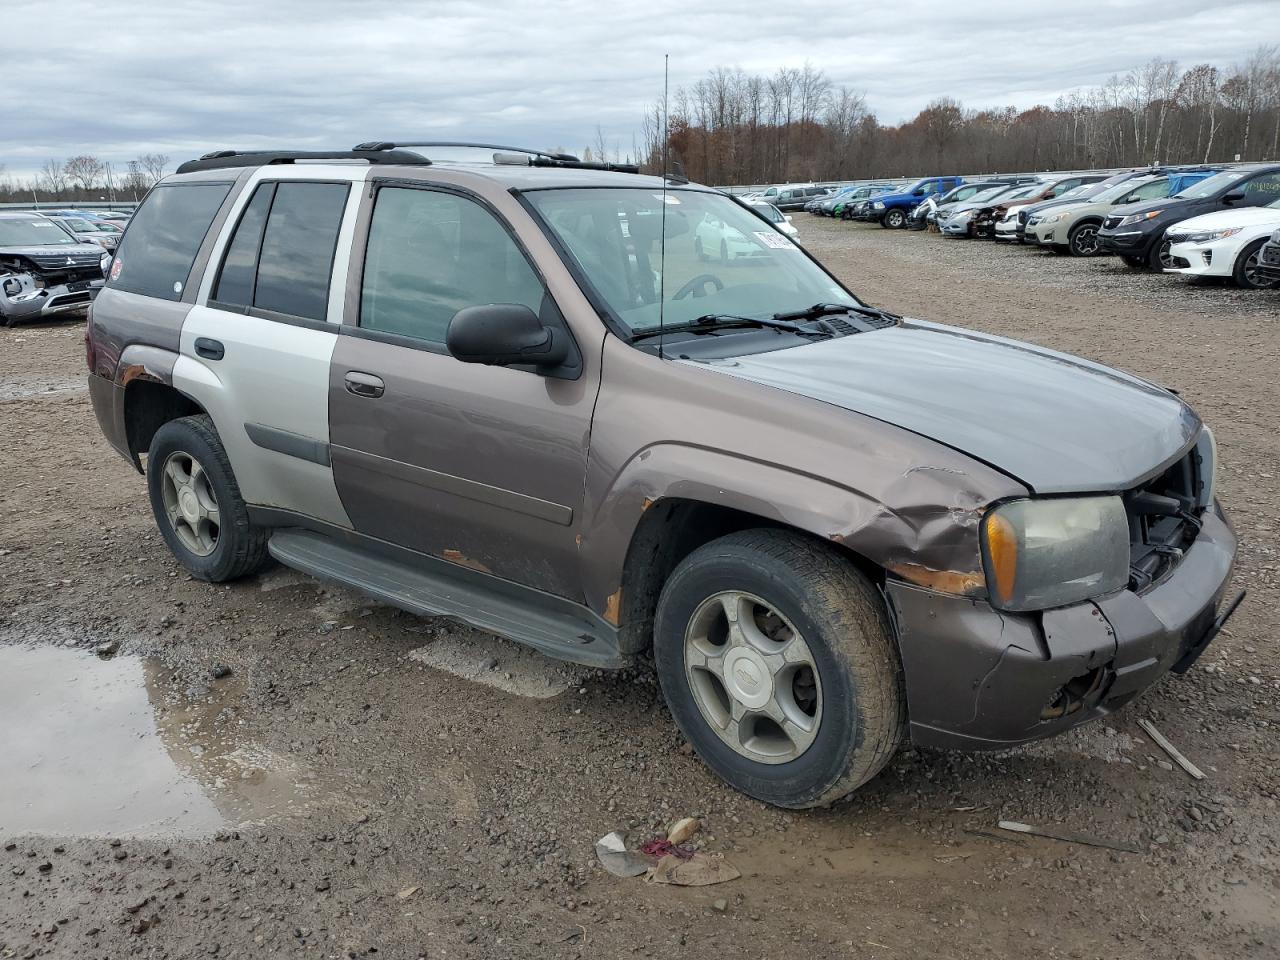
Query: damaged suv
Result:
<box><xmin>87</xmin><ymin>145</ymin><xmax>1241</xmax><ymax>809</ymax></box>
<box><xmin>1</xmin><ymin>212</ymin><xmax>107</xmax><ymax>326</ymax></box>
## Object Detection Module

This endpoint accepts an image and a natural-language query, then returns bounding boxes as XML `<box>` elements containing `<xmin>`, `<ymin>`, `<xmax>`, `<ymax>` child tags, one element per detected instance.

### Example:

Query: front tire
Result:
<box><xmin>1067</xmin><ymin>221</ymin><xmax>1102</xmax><ymax>257</ymax></box>
<box><xmin>1121</xmin><ymin>254</ymin><xmax>1147</xmax><ymax>269</ymax></box>
<box><xmin>147</xmin><ymin>414</ymin><xmax>269</xmax><ymax>583</ymax></box>
<box><xmin>1233</xmin><ymin>238</ymin><xmax>1279</xmax><ymax>289</ymax></box>
<box><xmin>654</xmin><ymin>529</ymin><xmax>904</xmax><ymax>809</ymax></box>
<box><xmin>881</xmin><ymin>209</ymin><xmax>906</xmax><ymax>229</ymax></box>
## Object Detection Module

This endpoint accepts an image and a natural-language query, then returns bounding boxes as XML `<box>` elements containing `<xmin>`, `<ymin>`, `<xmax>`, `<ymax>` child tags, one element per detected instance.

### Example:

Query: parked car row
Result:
<box><xmin>821</xmin><ymin>164</ymin><xmax>1280</xmax><ymax>290</ymax></box>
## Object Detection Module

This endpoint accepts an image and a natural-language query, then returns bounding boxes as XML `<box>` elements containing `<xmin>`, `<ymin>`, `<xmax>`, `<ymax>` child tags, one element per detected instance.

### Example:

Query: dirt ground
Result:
<box><xmin>1</xmin><ymin>219</ymin><xmax>1277</xmax><ymax>960</ymax></box>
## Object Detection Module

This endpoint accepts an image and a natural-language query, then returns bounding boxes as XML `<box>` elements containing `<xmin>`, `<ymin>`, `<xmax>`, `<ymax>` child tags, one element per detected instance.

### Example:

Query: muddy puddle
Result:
<box><xmin>0</xmin><ymin>375</ymin><xmax>87</xmax><ymax>401</ymax></box>
<box><xmin>0</xmin><ymin>644</ymin><xmax>329</xmax><ymax>840</ymax></box>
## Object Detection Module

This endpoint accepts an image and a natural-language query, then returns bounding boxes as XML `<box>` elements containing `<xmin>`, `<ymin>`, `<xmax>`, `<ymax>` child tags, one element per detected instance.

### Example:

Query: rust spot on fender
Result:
<box><xmin>887</xmin><ymin>561</ymin><xmax>985</xmax><ymax>598</ymax></box>
<box><xmin>442</xmin><ymin>549</ymin><xmax>491</xmax><ymax>575</ymax></box>
<box><xmin>603</xmin><ymin>588</ymin><xmax>622</xmax><ymax>626</ymax></box>
<box><xmin>641</xmin><ymin>497</ymin><xmax>654</xmax><ymax>512</ymax></box>
<box><xmin>120</xmin><ymin>363</ymin><xmax>162</xmax><ymax>387</ymax></box>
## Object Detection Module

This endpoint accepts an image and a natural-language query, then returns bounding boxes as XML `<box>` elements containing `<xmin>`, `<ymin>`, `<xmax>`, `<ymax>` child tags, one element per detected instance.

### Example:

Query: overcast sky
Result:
<box><xmin>2</xmin><ymin>0</ymin><xmax>1272</xmax><ymax>180</ymax></box>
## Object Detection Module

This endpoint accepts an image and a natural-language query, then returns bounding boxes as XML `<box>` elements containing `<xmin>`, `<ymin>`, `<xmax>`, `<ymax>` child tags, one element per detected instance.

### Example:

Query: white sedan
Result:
<box><xmin>993</xmin><ymin>205</ymin><xmax>1030</xmax><ymax>242</ymax></box>
<box><xmin>1165</xmin><ymin>200</ymin><xmax>1280</xmax><ymax>289</ymax></box>
<box><xmin>695</xmin><ymin>205</ymin><xmax>796</xmax><ymax>262</ymax></box>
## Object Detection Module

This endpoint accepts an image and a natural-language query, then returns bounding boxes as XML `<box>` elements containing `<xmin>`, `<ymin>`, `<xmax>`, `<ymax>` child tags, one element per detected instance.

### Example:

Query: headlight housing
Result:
<box><xmin>1184</xmin><ymin>227</ymin><xmax>1242</xmax><ymax>244</ymax></box>
<box><xmin>872</xmin><ymin>201</ymin><xmax>885</xmax><ymax>210</ymax></box>
<box><xmin>1041</xmin><ymin>211</ymin><xmax>1066</xmax><ymax>224</ymax></box>
<box><xmin>981</xmin><ymin>497</ymin><xmax>1130</xmax><ymax>611</ymax></box>
<box><xmin>1117</xmin><ymin>209</ymin><xmax>1163</xmax><ymax>227</ymax></box>
<box><xmin>1194</xmin><ymin>425</ymin><xmax>1217</xmax><ymax>509</ymax></box>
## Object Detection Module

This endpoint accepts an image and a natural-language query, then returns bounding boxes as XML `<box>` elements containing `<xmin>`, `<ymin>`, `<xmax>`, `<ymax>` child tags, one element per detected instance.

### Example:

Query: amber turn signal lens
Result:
<box><xmin>984</xmin><ymin>512</ymin><xmax>1018</xmax><ymax>604</ymax></box>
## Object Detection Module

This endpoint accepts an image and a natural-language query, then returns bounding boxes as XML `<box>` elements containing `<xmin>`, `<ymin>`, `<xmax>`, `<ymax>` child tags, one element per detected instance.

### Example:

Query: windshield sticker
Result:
<box><xmin>753</xmin><ymin>231</ymin><xmax>795</xmax><ymax>249</ymax></box>
<box><xmin>30</xmin><ymin>221</ymin><xmax>57</xmax><ymax>229</ymax></box>
<box><xmin>652</xmin><ymin>194</ymin><xmax>681</xmax><ymax>204</ymax></box>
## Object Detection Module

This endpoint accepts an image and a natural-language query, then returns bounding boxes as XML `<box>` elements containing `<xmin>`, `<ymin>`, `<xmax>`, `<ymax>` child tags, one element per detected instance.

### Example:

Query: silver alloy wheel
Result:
<box><xmin>683</xmin><ymin>591</ymin><xmax>822</xmax><ymax>765</ymax></box>
<box><xmin>1072</xmin><ymin>224</ymin><xmax>1100</xmax><ymax>255</ymax></box>
<box><xmin>160</xmin><ymin>450</ymin><xmax>220</xmax><ymax>557</ymax></box>
<box><xmin>1156</xmin><ymin>239</ymin><xmax>1174</xmax><ymax>270</ymax></box>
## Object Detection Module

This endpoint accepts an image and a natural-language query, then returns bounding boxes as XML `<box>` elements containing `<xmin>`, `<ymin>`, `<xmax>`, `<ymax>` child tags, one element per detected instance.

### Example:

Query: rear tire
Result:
<box><xmin>1233</xmin><ymin>238</ymin><xmax>1278</xmax><ymax>289</ymax></box>
<box><xmin>654</xmin><ymin>529</ymin><xmax>904</xmax><ymax>809</ymax></box>
<box><xmin>147</xmin><ymin>414</ymin><xmax>269</xmax><ymax>583</ymax></box>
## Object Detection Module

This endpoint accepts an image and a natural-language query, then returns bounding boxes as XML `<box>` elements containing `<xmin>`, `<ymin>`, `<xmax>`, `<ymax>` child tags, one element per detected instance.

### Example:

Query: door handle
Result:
<box><xmin>344</xmin><ymin>371</ymin><xmax>385</xmax><ymax>399</ymax></box>
<box><xmin>194</xmin><ymin>337</ymin><xmax>224</xmax><ymax>361</ymax></box>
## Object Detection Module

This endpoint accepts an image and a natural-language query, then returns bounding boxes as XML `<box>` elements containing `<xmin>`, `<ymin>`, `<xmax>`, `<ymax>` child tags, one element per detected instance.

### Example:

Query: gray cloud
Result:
<box><xmin>2</xmin><ymin>0</ymin><xmax>1272</xmax><ymax>178</ymax></box>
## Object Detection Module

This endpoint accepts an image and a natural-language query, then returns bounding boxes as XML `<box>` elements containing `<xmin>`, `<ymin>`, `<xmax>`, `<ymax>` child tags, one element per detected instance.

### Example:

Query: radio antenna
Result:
<box><xmin>658</xmin><ymin>53</ymin><xmax>669</xmax><ymax>361</ymax></box>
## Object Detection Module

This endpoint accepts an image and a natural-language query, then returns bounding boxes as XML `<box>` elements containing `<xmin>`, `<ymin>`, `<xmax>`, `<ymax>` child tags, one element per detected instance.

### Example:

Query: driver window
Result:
<box><xmin>360</xmin><ymin>187</ymin><xmax>545</xmax><ymax>345</ymax></box>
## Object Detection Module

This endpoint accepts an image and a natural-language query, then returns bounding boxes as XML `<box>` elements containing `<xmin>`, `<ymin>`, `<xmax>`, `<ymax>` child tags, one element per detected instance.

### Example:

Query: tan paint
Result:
<box><xmin>886</xmin><ymin>561</ymin><xmax>986</xmax><ymax>598</ymax></box>
<box><xmin>442</xmin><ymin>549</ymin><xmax>492</xmax><ymax>575</ymax></box>
<box><xmin>603</xmin><ymin>588</ymin><xmax>623</xmax><ymax>626</ymax></box>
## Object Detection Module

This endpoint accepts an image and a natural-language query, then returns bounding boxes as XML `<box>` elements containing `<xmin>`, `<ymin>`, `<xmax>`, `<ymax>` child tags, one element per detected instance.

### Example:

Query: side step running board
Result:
<box><xmin>269</xmin><ymin>529</ymin><xmax>626</xmax><ymax>668</ymax></box>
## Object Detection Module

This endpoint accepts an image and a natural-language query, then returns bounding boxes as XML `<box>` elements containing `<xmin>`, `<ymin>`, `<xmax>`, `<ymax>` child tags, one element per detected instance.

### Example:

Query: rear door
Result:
<box><xmin>175</xmin><ymin>167</ymin><xmax>363</xmax><ymax>527</ymax></box>
<box><xmin>327</xmin><ymin>182</ymin><xmax>599</xmax><ymax>599</ymax></box>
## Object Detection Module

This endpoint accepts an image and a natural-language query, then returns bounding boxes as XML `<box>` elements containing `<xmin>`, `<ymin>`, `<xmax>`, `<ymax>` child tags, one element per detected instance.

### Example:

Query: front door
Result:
<box><xmin>327</xmin><ymin>183</ymin><xmax>599</xmax><ymax>599</ymax></box>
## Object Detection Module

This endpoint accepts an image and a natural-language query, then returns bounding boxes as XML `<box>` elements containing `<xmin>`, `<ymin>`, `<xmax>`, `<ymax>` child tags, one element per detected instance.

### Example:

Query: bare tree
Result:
<box><xmin>138</xmin><ymin>153</ymin><xmax>170</xmax><ymax>183</ymax></box>
<box><xmin>63</xmin><ymin>155</ymin><xmax>105</xmax><ymax>192</ymax></box>
<box><xmin>39</xmin><ymin>159</ymin><xmax>67</xmax><ymax>194</ymax></box>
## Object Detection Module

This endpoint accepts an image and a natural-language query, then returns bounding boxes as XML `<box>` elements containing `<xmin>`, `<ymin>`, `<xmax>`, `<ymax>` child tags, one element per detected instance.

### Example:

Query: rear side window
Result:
<box><xmin>108</xmin><ymin>182</ymin><xmax>231</xmax><ymax>301</ymax></box>
<box><xmin>211</xmin><ymin>181</ymin><xmax>349</xmax><ymax>322</ymax></box>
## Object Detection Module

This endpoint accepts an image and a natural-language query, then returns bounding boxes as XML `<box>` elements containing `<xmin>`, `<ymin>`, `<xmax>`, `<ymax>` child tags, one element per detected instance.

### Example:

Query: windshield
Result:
<box><xmin>527</xmin><ymin>188</ymin><xmax>857</xmax><ymax>334</ymax></box>
<box><xmin>966</xmin><ymin>185</ymin><xmax>1012</xmax><ymax>203</ymax></box>
<box><xmin>0</xmin><ymin>218</ymin><xmax>79</xmax><ymax>246</ymax></box>
<box><xmin>1175</xmin><ymin>170</ymin><xmax>1249</xmax><ymax>199</ymax></box>
<box><xmin>1090</xmin><ymin>177</ymin><xmax>1160</xmax><ymax>203</ymax></box>
<box><xmin>1071</xmin><ymin>179</ymin><xmax>1118</xmax><ymax>200</ymax></box>
<box><xmin>749</xmin><ymin>203</ymin><xmax>785</xmax><ymax>223</ymax></box>
<box><xmin>1002</xmin><ymin>183</ymin><xmax>1044</xmax><ymax>202</ymax></box>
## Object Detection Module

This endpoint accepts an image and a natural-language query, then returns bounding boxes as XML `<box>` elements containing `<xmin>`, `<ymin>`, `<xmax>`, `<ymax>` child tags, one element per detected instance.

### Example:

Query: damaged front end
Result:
<box><xmin>0</xmin><ymin>249</ymin><xmax>106</xmax><ymax>326</ymax></box>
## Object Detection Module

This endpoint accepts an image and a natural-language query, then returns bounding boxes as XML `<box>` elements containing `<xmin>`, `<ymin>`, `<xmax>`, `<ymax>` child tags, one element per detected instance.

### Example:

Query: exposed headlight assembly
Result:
<box><xmin>1194</xmin><ymin>425</ymin><xmax>1217</xmax><ymax>509</ymax></box>
<box><xmin>982</xmin><ymin>497</ymin><xmax>1130</xmax><ymax>611</ymax></box>
<box><xmin>1117</xmin><ymin>209</ymin><xmax>1164</xmax><ymax>227</ymax></box>
<box><xmin>872</xmin><ymin>201</ymin><xmax>885</xmax><ymax>210</ymax></box>
<box><xmin>1041</xmin><ymin>211</ymin><xmax>1066</xmax><ymax>224</ymax></box>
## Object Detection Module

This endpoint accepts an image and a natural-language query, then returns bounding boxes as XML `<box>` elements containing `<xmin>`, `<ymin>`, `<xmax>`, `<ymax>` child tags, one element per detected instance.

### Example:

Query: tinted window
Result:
<box><xmin>108</xmin><ymin>182</ymin><xmax>231</xmax><ymax>300</ymax></box>
<box><xmin>1241</xmin><ymin>173</ymin><xmax>1280</xmax><ymax>199</ymax></box>
<box><xmin>1127</xmin><ymin>178</ymin><xmax>1172</xmax><ymax>202</ymax></box>
<box><xmin>212</xmin><ymin>183</ymin><xmax>273</xmax><ymax>307</ymax></box>
<box><xmin>253</xmin><ymin>182</ymin><xmax>348</xmax><ymax>321</ymax></box>
<box><xmin>360</xmin><ymin>187</ymin><xmax>545</xmax><ymax>344</ymax></box>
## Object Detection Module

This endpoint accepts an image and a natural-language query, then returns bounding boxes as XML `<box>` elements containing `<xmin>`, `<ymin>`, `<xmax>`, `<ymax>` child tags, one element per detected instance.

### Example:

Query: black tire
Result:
<box><xmin>1147</xmin><ymin>237</ymin><xmax>1173</xmax><ymax>271</ymax></box>
<box><xmin>654</xmin><ymin>529</ymin><xmax>904</xmax><ymax>809</ymax></box>
<box><xmin>881</xmin><ymin>209</ymin><xmax>906</xmax><ymax>229</ymax></box>
<box><xmin>1066</xmin><ymin>221</ymin><xmax>1103</xmax><ymax>257</ymax></box>
<box><xmin>147</xmin><ymin>414</ymin><xmax>269</xmax><ymax>583</ymax></box>
<box><xmin>1233</xmin><ymin>238</ymin><xmax>1279</xmax><ymax>289</ymax></box>
<box><xmin>1121</xmin><ymin>254</ymin><xmax>1147</xmax><ymax>269</ymax></box>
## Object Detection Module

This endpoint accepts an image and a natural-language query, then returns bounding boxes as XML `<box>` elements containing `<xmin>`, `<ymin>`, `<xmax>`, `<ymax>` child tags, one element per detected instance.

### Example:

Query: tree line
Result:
<box><xmin>0</xmin><ymin>153</ymin><xmax>170</xmax><ymax>203</ymax></box>
<box><xmin>640</xmin><ymin>47</ymin><xmax>1280</xmax><ymax>185</ymax></box>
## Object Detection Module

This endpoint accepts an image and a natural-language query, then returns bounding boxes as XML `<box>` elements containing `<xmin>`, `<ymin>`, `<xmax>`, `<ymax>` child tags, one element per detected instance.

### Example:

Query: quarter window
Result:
<box><xmin>211</xmin><ymin>181</ymin><xmax>348</xmax><ymax>322</ymax></box>
<box><xmin>359</xmin><ymin>187</ymin><xmax>545</xmax><ymax>345</ymax></box>
<box><xmin>108</xmin><ymin>182</ymin><xmax>232</xmax><ymax>301</ymax></box>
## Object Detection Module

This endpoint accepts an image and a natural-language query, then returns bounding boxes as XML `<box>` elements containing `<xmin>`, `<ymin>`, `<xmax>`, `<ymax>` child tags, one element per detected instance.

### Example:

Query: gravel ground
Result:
<box><xmin>1</xmin><ymin>218</ymin><xmax>1277</xmax><ymax>960</ymax></box>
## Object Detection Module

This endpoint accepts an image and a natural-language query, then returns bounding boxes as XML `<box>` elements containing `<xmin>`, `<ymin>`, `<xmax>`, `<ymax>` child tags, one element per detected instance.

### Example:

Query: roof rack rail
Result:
<box><xmin>355</xmin><ymin>140</ymin><xmax>582</xmax><ymax>162</ymax></box>
<box><xmin>175</xmin><ymin>148</ymin><xmax>431</xmax><ymax>175</ymax></box>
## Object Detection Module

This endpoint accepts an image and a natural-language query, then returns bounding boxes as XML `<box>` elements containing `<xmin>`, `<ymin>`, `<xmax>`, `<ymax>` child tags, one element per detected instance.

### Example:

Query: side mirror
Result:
<box><xmin>447</xmin><ymin>303</ymin><xmax>568</xmax><ymax>371</ymax></box>
<box><xmin>1222</xmin><ymin>191</ymin><xmax>1246</xmax><ymax>204</ymax></box>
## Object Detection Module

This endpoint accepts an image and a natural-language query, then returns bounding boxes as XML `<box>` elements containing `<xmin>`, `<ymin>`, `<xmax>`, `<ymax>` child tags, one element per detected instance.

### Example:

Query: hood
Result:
<box><xmin>693</xmin><ymin>320</ymin><xmax>1199</xmax><ymax>494</ymax></box>
<box><xmin>0</xmin><ymin>244</ymin><xmax>107</xmax><ymax>268</ymax></box>
<box><xmin>1169</xmin><ymin>206</ymin><xmax>1280</xmax><ymax>232</ymax></box>
<box><xmin>1107</xmin><ymin>196</ymin><xmax>1194</xmax><ymax>219</ymax></box>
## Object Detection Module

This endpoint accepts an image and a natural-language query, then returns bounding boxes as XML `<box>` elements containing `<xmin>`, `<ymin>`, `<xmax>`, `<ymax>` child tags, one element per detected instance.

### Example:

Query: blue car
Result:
<box><xmin>859</xmin><ymin>176</ymin><xmax>964</xmax><ymax>228</ymax></box>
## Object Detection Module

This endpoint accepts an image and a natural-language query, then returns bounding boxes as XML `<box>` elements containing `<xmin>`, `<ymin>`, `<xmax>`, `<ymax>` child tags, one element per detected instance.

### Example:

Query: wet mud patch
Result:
<box><xmin>0</xmin><ymin>643</ymin><xmax>343</xmax><ymax>841</ymax></box>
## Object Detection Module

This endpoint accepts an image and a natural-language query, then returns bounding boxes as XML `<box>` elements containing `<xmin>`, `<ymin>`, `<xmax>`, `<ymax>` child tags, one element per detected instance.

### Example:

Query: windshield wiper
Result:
<box><xmin>629</xmin><ymin>314</ymin><xmax>807</xmax><ymax>342</ymax></box>
<box><xmin>771</xmin><ymin>302</ymin><xmax>900</xmax><ymax>323</ymax></box>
